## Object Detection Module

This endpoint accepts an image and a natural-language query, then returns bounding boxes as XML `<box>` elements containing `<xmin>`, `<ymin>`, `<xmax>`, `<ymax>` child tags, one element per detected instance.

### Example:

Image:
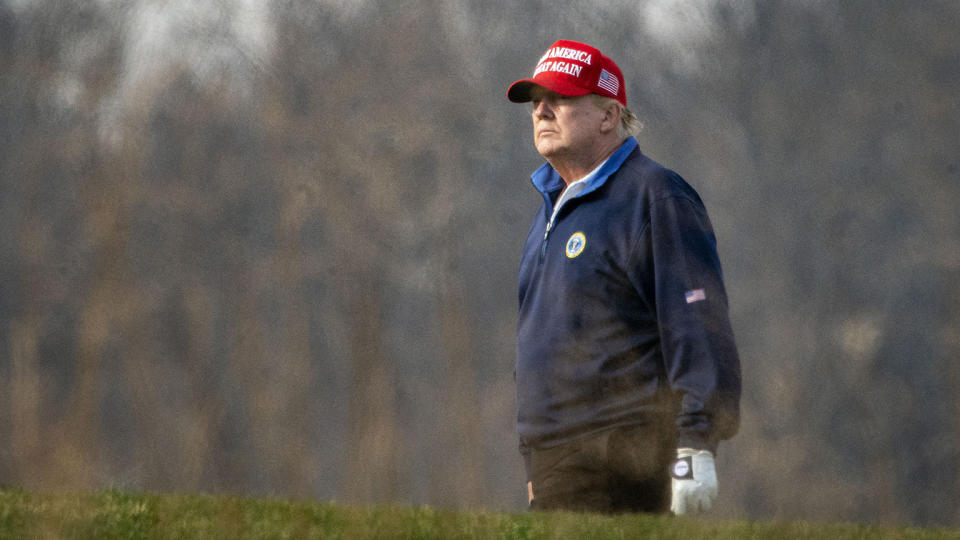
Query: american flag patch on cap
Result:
<box><xmin>597</xmin><ymin>68</ymin><xmax>619</xmax><ymax>95</ymax></box>
<box><xmin>685</xmin><ymin>289</ymin><xmax>706</xmax><ymax>304</ymax></box>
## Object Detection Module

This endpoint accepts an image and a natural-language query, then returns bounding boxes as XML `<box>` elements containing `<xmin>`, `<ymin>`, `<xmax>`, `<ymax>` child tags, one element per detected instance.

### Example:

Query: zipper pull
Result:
<box><xmin>540</xmin><ymin>223</ymin><xmax>551</xmax><ymax>261</ymax></box>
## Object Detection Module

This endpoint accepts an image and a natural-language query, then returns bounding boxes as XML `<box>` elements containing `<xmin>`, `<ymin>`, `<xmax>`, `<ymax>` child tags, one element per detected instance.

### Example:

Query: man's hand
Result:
<box><xmin>670</xmin><ymin>448</ymin><xmax>717</xmax><ymax>515</ymax></box>
<box><xmin>527</xmin><ymin>481</ymin><xmax>534</xmax><ymax>504</ymax></box>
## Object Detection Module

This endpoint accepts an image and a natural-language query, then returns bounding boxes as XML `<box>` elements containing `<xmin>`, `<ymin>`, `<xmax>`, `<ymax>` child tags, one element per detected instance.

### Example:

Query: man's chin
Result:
<box><xmin>535</xmin><ymin>142</ymin><xmax>562</xmax><ymax>159</ymax></box>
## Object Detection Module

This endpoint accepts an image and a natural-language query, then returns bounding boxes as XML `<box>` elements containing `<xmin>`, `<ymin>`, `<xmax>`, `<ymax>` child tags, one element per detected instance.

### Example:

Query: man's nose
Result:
<box><xmin>533</xmin><ymin>100</ymin><xmax>554</xmax><ymax>117</ymax></box>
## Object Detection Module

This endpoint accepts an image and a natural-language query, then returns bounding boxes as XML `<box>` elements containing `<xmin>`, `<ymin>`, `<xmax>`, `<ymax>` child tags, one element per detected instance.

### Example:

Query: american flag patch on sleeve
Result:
<box><xmin>685</xmin><ymin>289</ymin><xmax>706</xmax><ymax>304</ymax></box>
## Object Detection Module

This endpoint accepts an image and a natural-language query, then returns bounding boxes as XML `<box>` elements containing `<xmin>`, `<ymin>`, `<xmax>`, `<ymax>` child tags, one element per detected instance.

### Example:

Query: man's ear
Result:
<box><xmin>599</xmin><ymin>102</ymin><xmax>621</xmax><ymax>134</ymax></box>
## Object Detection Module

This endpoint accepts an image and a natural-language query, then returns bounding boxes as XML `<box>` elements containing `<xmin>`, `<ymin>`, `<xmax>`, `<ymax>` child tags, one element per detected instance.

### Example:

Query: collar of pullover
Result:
<box><xmin>529</xmin><ymin>136</ymin><xmax>638</xmax><ymax>207</ymax></box>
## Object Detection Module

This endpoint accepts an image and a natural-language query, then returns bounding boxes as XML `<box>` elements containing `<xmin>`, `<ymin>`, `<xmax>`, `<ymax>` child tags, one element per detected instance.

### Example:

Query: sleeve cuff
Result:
<box><xmin>677</xmin><ymin>433</ymin><xmax>719</xmax><ymax>455</ymax></box>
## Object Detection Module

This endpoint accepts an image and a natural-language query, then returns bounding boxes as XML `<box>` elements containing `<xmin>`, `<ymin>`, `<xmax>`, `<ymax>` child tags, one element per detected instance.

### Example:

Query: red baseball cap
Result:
<box><xmin>507</xmin><ymin>39</ymin><xmax>627</xmax><ymax>107</ymax></box>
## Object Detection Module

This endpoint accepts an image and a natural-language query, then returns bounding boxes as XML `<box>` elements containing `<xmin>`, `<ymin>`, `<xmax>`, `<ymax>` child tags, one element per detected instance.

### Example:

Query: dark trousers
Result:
<box><xmin>528</xmin><ymin>424</ymin><xmax>675</xmax><ymax>514</ymax></box>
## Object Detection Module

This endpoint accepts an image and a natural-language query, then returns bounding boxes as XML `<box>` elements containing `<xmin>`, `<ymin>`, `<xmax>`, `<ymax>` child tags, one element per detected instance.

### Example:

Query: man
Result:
<box><xmin>508</xmin><ymin>39</ymin><xmax>741</xmax><ymax>515</ymax></box>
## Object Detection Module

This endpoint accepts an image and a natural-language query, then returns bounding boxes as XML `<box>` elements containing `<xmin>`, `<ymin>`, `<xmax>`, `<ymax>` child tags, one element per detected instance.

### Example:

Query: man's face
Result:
<box><xmin>530</xmin><ymin>86</ymin><xmax>605</xmax><ymax>161</ymax></box>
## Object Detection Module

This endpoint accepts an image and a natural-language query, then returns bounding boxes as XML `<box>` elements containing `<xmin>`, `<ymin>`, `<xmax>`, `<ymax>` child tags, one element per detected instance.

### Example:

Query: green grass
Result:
<box><xmin>0</xmin><ymin>488</ymin><xmax>954</xmax><ymax>539</ymax></box>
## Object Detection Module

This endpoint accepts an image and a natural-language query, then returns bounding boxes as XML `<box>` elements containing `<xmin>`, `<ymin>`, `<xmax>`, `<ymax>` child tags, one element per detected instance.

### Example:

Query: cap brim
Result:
<box><xmin>507</xmin><ymin>77</ymin><xmax>593</xmax><ymax>103</ymax></box>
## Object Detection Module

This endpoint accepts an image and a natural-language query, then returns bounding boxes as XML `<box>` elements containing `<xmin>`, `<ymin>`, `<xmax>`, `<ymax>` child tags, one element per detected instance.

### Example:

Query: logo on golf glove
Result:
<box><xmin>670</xmin><ymin>456</ymin><xmax>693</xmax><ymax>480</ymax></box>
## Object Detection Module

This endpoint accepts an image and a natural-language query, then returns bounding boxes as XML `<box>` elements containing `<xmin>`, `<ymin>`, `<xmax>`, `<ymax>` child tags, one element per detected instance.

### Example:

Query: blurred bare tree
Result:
<box><xmin>1</xmin><ymin>0</ymin><xmax>958</xmax><ymax>527</ymax></box>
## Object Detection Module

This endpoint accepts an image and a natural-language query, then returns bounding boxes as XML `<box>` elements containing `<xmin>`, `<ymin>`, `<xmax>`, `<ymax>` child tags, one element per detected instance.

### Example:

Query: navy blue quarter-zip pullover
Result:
<box><xmin>516</xmin><ymin>137</ymin><xmax>741</xmax><ymax>470</ymax></box>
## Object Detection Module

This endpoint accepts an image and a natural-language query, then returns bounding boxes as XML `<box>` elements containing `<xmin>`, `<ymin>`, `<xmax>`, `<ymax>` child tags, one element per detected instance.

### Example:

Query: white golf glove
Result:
<box><xmin>670</xmin><ymin>448</ymin><xmax>717</xmax><ymax>515</ymax></box>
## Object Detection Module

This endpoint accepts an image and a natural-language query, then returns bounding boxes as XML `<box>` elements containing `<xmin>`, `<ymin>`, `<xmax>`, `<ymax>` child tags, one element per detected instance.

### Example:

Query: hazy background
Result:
<box><xmin>2</xmin><ymin>0</ymin><xmax>959</xmax><ymax>527</ymax></box>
